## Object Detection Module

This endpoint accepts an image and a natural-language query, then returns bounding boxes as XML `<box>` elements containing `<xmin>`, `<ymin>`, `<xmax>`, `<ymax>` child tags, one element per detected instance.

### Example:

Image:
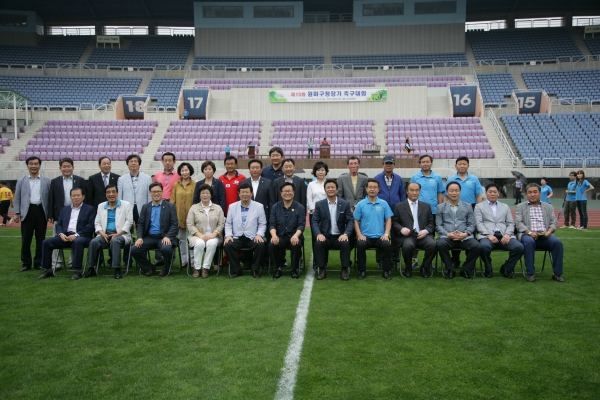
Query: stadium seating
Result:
<box><xmin>145</xmin><ymin>77</ymin><xmax>184</xmax><ymax>108</ymax></box>
<box><xmin>156</xmin><ymin>120</ymin><xmax>261</xmax><ymax>160</ymax></box>
<box><xmin>522</xmin><ymin>69</ymin><xmax>600</xmax><ymax>103</ymax></box>
<box><xmin>502</xmin><ymin>113</ymin><xmax>600</xmax><ymax>167</ymax></box>
<box><xmin>386</xmin><ymin>117</ymin><xmax>494</xmax><ymax>159</ymax></box>
<box><xmin>86</xmin><ymin>36</ymin><xmax>193</xmax><ymax>69</ymax></box>
<box><xmin>0</xmin><ymin>76</ymin><xmax>141</xmax><ymax>108</ymax></box>
<box><xmin>477</xmin><ymin>73</ymin><xmax>518</xmax><ymax>105</ymax></box>
<box><xmin>192</xmin><ymin>56</ymin><xmax>325</xmax><ymax>70</ymax></box>
<box><xmin>583</xmin><ymin>37</ymin><xmax>600</xmax><ymax>57</ymax></box>
<box><xmin>332</xmin><ymin>53</ymin><xmax>469</xmax><ymax>67</ymax></box>
<box><xmin>467</xmin><ymin>28</ymin><xmax>582</xmax><ymax>62</ymax></box>
<box><xmin>19</xmin><ymin>120</ymin><xmax>157</xmax><ymax>162</ymax></box>
<box><xmin>0</xmin><ymin>36</ymin><xmax>90</xmax><ymax>67</ymax></box>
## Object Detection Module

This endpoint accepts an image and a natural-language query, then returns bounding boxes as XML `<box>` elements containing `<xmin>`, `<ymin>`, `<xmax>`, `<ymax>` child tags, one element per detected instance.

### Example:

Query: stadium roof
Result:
<box><xmin>0</xmin><ymin>89</ymin><xmax>31</xmax><ymax>109</ymax></box>
<box><xmin>3</xmin><ymin>0</ymin><xmax>600</xmax><ymax>26</ymax></box>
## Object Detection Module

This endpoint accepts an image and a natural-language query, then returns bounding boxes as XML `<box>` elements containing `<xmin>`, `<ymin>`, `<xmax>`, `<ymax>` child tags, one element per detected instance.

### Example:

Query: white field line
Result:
<box><xmin>274</xmin><ymin>255</ymin><xmax>315</xmax><ymax>400</ymax></box>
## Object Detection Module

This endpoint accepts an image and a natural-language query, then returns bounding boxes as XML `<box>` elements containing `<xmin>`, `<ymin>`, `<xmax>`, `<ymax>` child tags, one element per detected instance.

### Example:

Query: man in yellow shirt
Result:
<box><xmin>0</xmin><ymin>181</ymin><xmax>14</xmax><ymax>226</ymax></box>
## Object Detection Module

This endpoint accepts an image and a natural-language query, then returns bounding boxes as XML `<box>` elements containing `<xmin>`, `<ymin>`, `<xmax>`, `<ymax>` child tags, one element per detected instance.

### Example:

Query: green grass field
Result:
<box><xmin>1</xmin><ymin>227</ymin><xmax>599</xmax><ymax>399</ymax></box>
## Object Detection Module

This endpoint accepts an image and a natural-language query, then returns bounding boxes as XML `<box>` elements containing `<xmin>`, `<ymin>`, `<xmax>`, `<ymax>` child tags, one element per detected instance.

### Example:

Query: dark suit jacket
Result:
<box><xmin>271</xmin><ymin>176</ymin><xmax>307</xmax><ymax>209</ymax></box>
<box><xmin>55</xmin><ymin>203</ymin><xmax>96</xmax><ymax>238</ymax></box>
<box><xmin>49</xmin><ymin>175</ymin><xmax>86</xmax><ymax>221</ymax></box>
<box><xmin>311</xmin><ymin>197</ymin><xmax>354</xmax><ymax>237</ymax></box>
<box><xmin>242</xmin><ymin>177</ymin><xmax>271</xmax><ymax>219</ymax></box>
<box><xmin>269</xmin><ymin>200</ymin><xmax>305</xmax><ymax>240</ymax></box>
<box><xmin>137</xmin><ymin>201</ymin><xmax>179</xmax><ymax>246</ymax></box>
<box><xmin>86</xmin><ymin>172</ymin><xmax>120</xmax><ymax>208</ymax></box>
<box><xmin>392</xmin><ymin>200</ymin><xmax>435</xmax><ymax>246</ymax></box>
<box><xmin>193</xmin><ymin>179</ymin><xmax>226</xmax><ymax>212</ymax></box>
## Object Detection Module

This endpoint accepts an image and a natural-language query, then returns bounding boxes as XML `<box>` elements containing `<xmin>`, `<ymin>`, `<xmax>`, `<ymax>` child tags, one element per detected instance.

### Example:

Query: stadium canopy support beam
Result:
<box><xmin>0</xmin><ymin>89</ymin><xmax>31</xmax><ymax>139</ymax></box>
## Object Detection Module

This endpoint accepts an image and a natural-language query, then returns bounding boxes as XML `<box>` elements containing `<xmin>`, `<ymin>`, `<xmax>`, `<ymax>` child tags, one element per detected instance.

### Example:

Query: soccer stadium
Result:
<box><xmin>0</xmin><ymin>1</ymin><xmax>599</xmax><ymax>398</ymax></box>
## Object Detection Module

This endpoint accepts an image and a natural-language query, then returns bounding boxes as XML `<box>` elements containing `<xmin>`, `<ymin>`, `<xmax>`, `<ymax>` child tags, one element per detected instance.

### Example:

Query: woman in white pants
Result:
<box><xmin>186</xmin><ymin>184</ymin><xmax>224</xmax><ymax>278</ymax></box>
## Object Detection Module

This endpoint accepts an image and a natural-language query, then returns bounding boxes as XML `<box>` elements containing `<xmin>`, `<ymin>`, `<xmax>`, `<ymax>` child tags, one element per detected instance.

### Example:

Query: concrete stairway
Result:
<box><xmin>141</xmin><ymin>120</ymin><xmax>170</xmax><ymax>166</ymax></box>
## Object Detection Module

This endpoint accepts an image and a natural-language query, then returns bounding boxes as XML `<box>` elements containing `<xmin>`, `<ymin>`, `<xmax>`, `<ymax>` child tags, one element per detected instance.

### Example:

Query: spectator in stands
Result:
<box><xmin>171</xmin><ymin>162</ymin><xmax>196</xmax><ymax>268</ymax></box>
<box><xmin>86</xmin><ymin>184</ymin><xmax>133</xmax><ymax>280</ymax></box>
<box><xmin>153</xmin><ymin>152</ymin><xmax>180</xmax><ymax>202</ymax></box>
<box><xmin>130</xmin><ymin>182</ymin><xmax>179</xmax><ymax>277</ymax></box>
<box><xmin>575</xmin><ymin>170</ymin><xmax>594</xmax><ymax>230</ymax></box>
<box><xmin>261</xmin><ymin>147</ymin><xmax>285</xmax><ymax>182</ymax></box>
<box><xmin>225</xmin><ymin>144</ymin><xmax>231</xmax><ymax>158</ymax></box>
<box><xmin>475</xmin><ymin>183</ymin><xmax>524</xmax><ymax>278</ymax></box>
<box><xmin>13</xmin><ymin>156</ymin><xmax>51</xmax><ymax>272</ymax></box>
<box><xmin>404</xmin><ymin>136</ymin><xmax>411</xmax><ymax>154</ymax></box>
<box><xmin>219</xmin><ymin>156</ymin><xmax>246</xmax><ymax>216</ymax></box>
<box><xmin>224</xmin><ymin>182</ymin><xmax>267</xmax><ymax>279</ymax></box>
<box><xmin>187</xmin><ymin>183</ymin><xmax>224</xmax><ymax>278</ymax></box>
<box><xmin>246</xmin><ymin>141</ymin><xmax>254</xmax><ymax>157</ymax></box>
<box><xmin>337</xmin><ymin>156</ymin><xmax>368</xmax><ymax>212</ymax></box>
<box><xmin>86</xmin><ymin>157</ymin><xmax>120</xmax><ymax>209</ymax></box>
<box><xmin>37</xmin><ymin>188</ymin><xmax>96</xmax><ymax>280</ymax></box>
<box><xmin>515</xmin><ymin>183</ymin><xmax>564</xmax><ymax>282</ymax></box>
<box><xmin>312</xmin><ymin>179</ymin><xmax>354</xmax><ymax>280</ymax></box>
<box><xmin>436</xmin><ymin>181</ymin><xmax>481</xmax><ymax>280</ymax></box>
<box><xmin>540</xmin><ymin>178</ymin><xmax>553</xmax><ymax>204</ymax></box>
<box><xmin>512</xmin><ymin>175</ymin><xmax>523</xmax><ymax>205</ymax></box>
<box><xmin>270</xmin><ymin>182</ymin><xmax>306</xmax><ymax>279</ymax></box>
<box><xmin>562</xmin><ymin>171</ymin><xmax>578</xmax><ymax>228</ymax></box>
<box><xmin>272</xmin><ymin>158</ymin><xmax>307</xmax><ymax>208</ymax></box>
<box><xmin>117</xmin><ymin>154</ymin><xmax>152</xmax><ymax>225</ymax></box>
<box><xmin>183</xmin><ymin>109</ymin><xmax>188</xmax><ymax>119</ymax></box>
<box><xmin>307</xmin><ymin>138</ymin><xmax>314</xmax><ymax>158</ymax></box>
<box><xmin>0</xmin><ymin>180</ymin><xmax>13</xmax><ymax>226</ymax></box>
<box><xmin>321</xmin><ymin>137</ymin><xmax>329</xmax><ymax>146</ymax></box>
<box><xmin>353</xmin><ymin>178</ymin><xmax>393</xmax><ymax>280</ymax></box>
<box><xmin>193</xmin><ymin>160</ymin><xmax>226</xmax><ymax>212</ymax></box>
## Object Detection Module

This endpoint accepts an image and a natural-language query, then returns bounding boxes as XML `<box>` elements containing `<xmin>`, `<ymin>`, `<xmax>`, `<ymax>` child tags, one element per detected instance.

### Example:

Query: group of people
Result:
<box><xmin>11</xmin><ymin>146</ymin><xmax>586</xmax><ymax>282</ymax></box>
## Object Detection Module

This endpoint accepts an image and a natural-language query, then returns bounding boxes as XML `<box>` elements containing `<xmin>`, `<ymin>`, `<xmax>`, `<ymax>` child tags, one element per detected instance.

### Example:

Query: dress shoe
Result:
<box><xmin>192</xmin><ymin>269</ymin><xmax>201</xmax><ymax>278</ymax></box>
<box><xmin>291</xmin><ymin>269</ymin><xmax>299</xmax><ymax>279</ymax></box>
<box><xmin>252</xmin><ymin>269</ymin><xmax>260</xmax><ymax>279</ymax></box>
<box><xmin>229</xmin><ymin>269</ymin><xmax>243</xmax><ymax>279</ymax></box>
<box><xmin>483</xmin><ymin>270</ymin><xmax>493</xmax><ymax>278</ymax></box>
<box><xmin>357</xmin><ymin>270</ymin><xmax>366</xmax><ymax>280</ymax></box>
<box><xmin>317</xmin><ymin>269</ymin><xmax>327</xmax><ymax>280</ymax></box>
<box><xmin>340</xmin><ymin>268</ymin><xmax>349</xmax><ymax>281</ymax></box>
<box><xmin>34</xmin><ymin>265</ymin><xmax>45</xmax><ymax>270</ymax></box>
<box><xmin>84</xmin><ymin>268</ymin><xmax>98</xmax><ymax>278</ymax></box>
<box><xmin>202</xmin><ymin>269</ymin><xmax>209</xmax><ymax>278</ymax></box>
<box><xmin>552</xmin><ymin>274</ymin><xmax>565</xmax><ymax>282</ymax></box>
<box><xmin>499</xmin><ymin>265</ymin><xmax>513</xmax><ymax>278</ymax></box>
<box><xmin>526</xmin><ymin>274</ymin><xmax>536</xmax><ymax>282</ymax></box>
<box><xmin>273</xmin><ymin>269</ymin><xmax>282</xmax><ymax>279</ymax></box>
<box><xmin>158</xmin><ymin>269</ymin><xmax>169</xmax><ymax>277</ymax></box>
<box><xmin>20</xmin><ymin>266</ymin><xmax>31</xmax><ymax>272</ymax></box>
<box><xmin>382</xmin><ymin>270</ymin><xmax>392</xmax><ymax>280</ymax></box>
<box><xmin>403</xmin><ymin>268</ymin><xmax>412</xmax><ymax>277</ymax></box>
<box><xmin>37</xmin><ymin>270</ymin><xmax>54</xmax><ymax>279</ymax></box>
<box><xmin>71</xmin><ymin>271</ymin><xmax>83</xmax><ymax>280</ymax></box>
<box><xmin>445</xmin><ymin>269</ymin><xmax>455</xmax><ymax>279</ymax></box>
<box><xmin>144</xmin><ymin>266</ymin><xmax>156</xmax><ymax>277</ymax></box>
<box><xmin>420</xmin><ymin>267</ymin><xmax>429</xmax><ymax>278</ymax></box>
<box><xmin>460</xmin><ymin>270</ymin><xmax>473</xmax><ymax>280</ymax></box>
<box><xmin>114</xmin><ymin>268</ymin><xmax>122</xmax><ymax>279</ymax></box>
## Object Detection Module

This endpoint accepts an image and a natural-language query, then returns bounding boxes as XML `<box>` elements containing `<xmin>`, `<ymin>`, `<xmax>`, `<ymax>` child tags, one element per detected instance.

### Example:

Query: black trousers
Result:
<box><xmin>269</xmin><ymin>235</ymin><xmax>303</xmax><ymax>271</ymax></box>
<box><xmin>437</xmin><ymin>237</ymin><xmax>481</xmax><ymax>274</ymax></box>
<box><xmin>399</xmin><ymin>235</ymin><xmax>437</xmax><ymax>270</ymax></box>
<box><xmin>130</xmin><ymin>235</ymin><xmax>175</xmax><ymax>273</ymax></box>
<box><xmin>20</xmin><ymin>204</ymin><xmax>48</xmax><ymax>269</ymax></box>
<box><xmin>224</xmin><ymin>235</ymin><xmax>266</xmax><ymax>274</ymax></box>
<box><xmin>314</xmin><ymin>235</ymin><xmax>351</xmax><ymax>269</ymax></box>
<box><xmin>0</xmin><ymin>200</ymin><xmax>10</xmax><ymax>224</ymax></box>
<box><xmin>357</xmin><ymin>237</ymin><xmax>391</xmax><ymax>271</ymax></box>
<box><xmin>451</xmin><ymin>204</ymin><xmax>476</xmax><ymax>264</ymax></box>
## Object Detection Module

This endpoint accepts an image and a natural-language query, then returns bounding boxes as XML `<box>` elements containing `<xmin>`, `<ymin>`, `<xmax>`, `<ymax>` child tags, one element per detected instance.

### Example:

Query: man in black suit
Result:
<box><xmin>86</xmin><ymin>156</ymin><xmax>120</xmax><ymax>208</ymax></box>
<box><xmin>312</xmin><ymin>179</ymin><xmax>354</xmax><ymax>281</ymax></box>
<box><xmin>37</xmin><ymin>187</ymin><xmax>96</xmax><ymax>280</ymax></box>
<box><xmin>392</xmin><ymin>182</ymin><xmax>437</xmax><ymax>278</ymax></box>
<box><xmin>130</xmin><ymin>182</ymin><xmax>179</xmax><ymax>277</ymax></box>
<box><xmin>271</xmin><ymin>158</ymin><xmax>307</xmax><ymax>207</ymax></box>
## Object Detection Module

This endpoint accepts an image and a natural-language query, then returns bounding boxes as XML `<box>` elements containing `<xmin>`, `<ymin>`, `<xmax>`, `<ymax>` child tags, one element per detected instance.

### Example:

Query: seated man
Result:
<box><xmin>436</xmin><ymin>181</ymin><xmax>481</xmax><ymax>279</ymax></box>
<box><xmin>475</xmin><ymin>183</ymin><xmax>524</xmax><ymax>278</ymax></box>
<box><xmin>515</xmin><ymin>183</ymin><xmax>564</xmax><ymax>282</ymax></box>
<box><xmin>392</xmin><ymin>182</ymin><xmax>436</xmax><ymax>278</ymax></box>
<box><xmin>38</xmin><ymin>188</ymin><xmax>96</xmax><ymax>280</ymax></box>
<box><xmin>130</xmin><ymin>182</ymin><xmax>179</xmax><ymax>277</ymax></box>
<box><xmin>270</xmin><ymin>182</ymin><xmax>306</xmax><ymax>279</ymax></box>
<box><xmin>223</xmin><ymin>182</ymin><xmax>267</xmax><ymax>279</ymax></box>
<box><xmin>353</xmin><ymin>179</ymin><xmax>394</xmax><ymax>280</ymax></box>
<box><xmin>87</xmin><ymin>184</ymin><xmax>134</xmax><ymax>280</ymax></box>
<box><xmin>311</xmin><ymin>179</ymin><xmax>354</xmax><ymax>281</ymax></box>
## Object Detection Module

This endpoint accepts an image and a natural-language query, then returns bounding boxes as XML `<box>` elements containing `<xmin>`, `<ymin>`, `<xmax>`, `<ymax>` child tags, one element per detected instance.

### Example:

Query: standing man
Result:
<box><xmin>117</xmin><ymin>154</ymin><xmax>152</xmax><ymax>225</ymax></box>
<box><xmin>223</xmin><ymin>182</ymin><xmax>267</xmax><ymax>279</ymax></box>
<box><xmin>242</xmin><ymin>159</ymin><xmax>271</xmax><ymax>269</ymax></box>
<box><xmin>270</xmin><ymin>182</ymin><xmax>306</xmax><ymax>279</ymax></box>
<box><xmin>37</xmin><ymin>188</ymin><xmax>96</xmax><ymax>280</ymax></box>
<box><xmin>312</xmin><ymin>179</ymin><xmax>354</xmax><ymax>280</ymax></box>
<box><xmin>515</xmin><ymin>183</ymin><xmax>565</xmax><ymax>282</ymax></box>
<box><xmin>436</xmin><ymin>182</ymin><xmax>481</xmax><ymax>279</ymax></box>
<box><xmin>337</xmin><ymin>156</ymin><xmax>368</xmax><ymax>212</ymax></box>
<box><xmin>261</xmin><ymin>146</ymin><xmax>285</xmax><ymax>182</ymax></box>
<box><xmin>271</xmin><ymin>158</ymin><xmax>307</xmax><ymax>207</ymax></box>
<box><xmin>219</xmin><ymin>155</ymin><xmax>246</xmax><ymax>216</ymax></box>
<box><xmin>130</xmin><ymin>182</ymin><xmax>179</xmax><ymax>277</ymax></box>
<box><xmin>0</xmin><ymin>180</ymin><xmax>14</xmax><ymax>226</ymax></box>
<box><xmin>353</xmin><ymin>179</ymin><xmax>394</xmax><ymax>280</ymax></box>
<box><xmin>562</xmin><ymin>171</ymin><xmax>577</xmax><ymax>228</ymax></box>
<box><xmin>13</xmin><ymin>156</ymin><xmax>51</xmax><ymax>272</ymax></box>
<box><xmin>475</xmin><ymin>183</ymin><xmax>524</xmax><ymax>278</ymax></box>
<box><xmin>86</xmin><ymin>156</ymin><xmax>120</xmax><ymax>209</ymax></box>
<box><xmin>152</xmin><ymin>152</ymin><xmax>180</xmax><ymax>267</ymax></box>
<box><xmin>392</xmin><ymin>182</ymin><xmax>437</xmax><ymax>278</ymax></box>
<box><xmin>512</xmin><ymin>175</ymin><xmax>523</xmax><ymax>205</ymax></box>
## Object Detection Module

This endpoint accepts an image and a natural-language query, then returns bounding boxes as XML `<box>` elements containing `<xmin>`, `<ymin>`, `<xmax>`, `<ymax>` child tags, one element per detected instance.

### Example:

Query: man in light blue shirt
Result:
<box><xmin>562</xmin><ymin>171</ymin><xmax>577</xmax><ymax>228</ymax></box>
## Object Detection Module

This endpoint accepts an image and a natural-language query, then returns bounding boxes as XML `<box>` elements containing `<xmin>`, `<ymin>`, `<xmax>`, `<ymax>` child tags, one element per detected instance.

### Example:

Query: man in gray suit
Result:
<box><xmin>515</xmin><ymin>183</ymin><xmax>564</xmax><ymax>282</ymax></box>
<box><xmin>475</xmin><ymin>183</ymin><xmax>524</xmax><ymax>278</ymax></box>
<box><xmin>117</xmin><ymin>154</ymin><xmax>152</xmax><ymax>225</ymax></box>
<box><xmin>436</xmin><ymin>181</ymin><xmax>481</xmax><ymax>279</ymax></box>
<box><xmin>337</xmin><ymin>156</ymin><xmax>368</xmax><ymax>212</ymax></box>
<box><xmin>13</xmin><ymin>156</ymin><xmax>51</xmax><ymax>272</ymax></box>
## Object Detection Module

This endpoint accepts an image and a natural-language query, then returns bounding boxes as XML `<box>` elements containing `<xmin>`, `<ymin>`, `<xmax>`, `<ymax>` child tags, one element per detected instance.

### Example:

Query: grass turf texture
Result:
<box><xmin>1</xmin><ymin>228</ymin><xmax>599</xmax><ymax>399</ymax></box>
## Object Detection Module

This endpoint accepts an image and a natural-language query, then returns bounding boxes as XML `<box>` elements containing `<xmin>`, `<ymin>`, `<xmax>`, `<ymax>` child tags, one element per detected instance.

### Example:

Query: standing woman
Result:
<box><xmin>193</xmin><ymin>160</ymin><xmax>226</xmax><ymax>212</ymax></box>
<box><xmin>171</xmin><ymin>162</ymin><xmax>196</xmax><ymax>268</ymax></box>
<box><xmin>540</xmin><ymin>178</ymin><xmax>553</xmax><ymax>204</ymax></box>
<box><xmin>575</xmin><ymin>170</ymin><xmax>595</xmax><ymax>230</ymax></box>
<box><xmin>307</xmin><ymin>138</ymin><xmax>314</xmax><ymax>159</ymax></box>
<box><xmin>307</xmin><ymin>161</ymin><xmax>329</xmax><ymax>224</ymax></box>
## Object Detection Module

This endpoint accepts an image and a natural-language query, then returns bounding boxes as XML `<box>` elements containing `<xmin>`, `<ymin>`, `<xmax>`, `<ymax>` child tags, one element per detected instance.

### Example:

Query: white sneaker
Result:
<box><xmin>7</xmin><ymin>218</ymin><xmax>13</xmax><ymax>226</ymax></box>
<box><xmin>559</xmin><ymin>226</ymin><xmax>566</xmax><ymax>229</ymax></box>
<box><xmin>569</xmin><ymin>225</ymin><xmax>576</xmax><ymax>229</ymax></box>
<box><xmin>0</xmin><ymin>223</ymin><xmax>4</xmax><ymax>226</ymax></box>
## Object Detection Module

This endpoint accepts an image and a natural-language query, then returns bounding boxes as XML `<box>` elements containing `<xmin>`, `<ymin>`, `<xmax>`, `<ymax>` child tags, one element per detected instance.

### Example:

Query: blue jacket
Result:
<box><xmin>269</xmin><ymin>200</ymin><xmax>305</xmax><ymax>239</ymax></box>
<box><xmin>373</xmin><ymin>171</ymin><xmax>406</xmax><ymax>211</ymax></box>
<box><xmin>55</xmin><ymin>203</ymin><xmax>96</xmax><ymax>238</ymax></box>
<box><xmin>311</xmin><ymin>198</ymin><xmax>354</xmax><ymax>237</ymax></box>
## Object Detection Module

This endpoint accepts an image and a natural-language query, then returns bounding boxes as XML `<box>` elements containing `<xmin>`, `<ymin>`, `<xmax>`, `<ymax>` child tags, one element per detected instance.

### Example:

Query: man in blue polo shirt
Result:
<box><xmin>353</xmin><ymin>178</ymin><xmax>394</xmax><ymax>280</ymax></box>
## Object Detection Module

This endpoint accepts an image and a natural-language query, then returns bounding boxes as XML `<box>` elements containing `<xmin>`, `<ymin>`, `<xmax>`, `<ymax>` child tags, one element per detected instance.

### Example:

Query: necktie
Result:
<box><xmin>411</xmin><ymin>202</ymin><xmax>420</xmax><ymax>232</ymax></box>
<box><xmin>103</xmin><ymin>175</ymin><xmax>108</xmax><ymax>187</ymax></box>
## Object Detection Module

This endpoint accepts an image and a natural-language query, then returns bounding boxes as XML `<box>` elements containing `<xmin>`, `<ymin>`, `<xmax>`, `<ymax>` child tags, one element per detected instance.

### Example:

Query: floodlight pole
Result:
<box><xmin>25</xmin><ymin>100</ymin><xmax>29</xmax><ymax>126</ymax></box>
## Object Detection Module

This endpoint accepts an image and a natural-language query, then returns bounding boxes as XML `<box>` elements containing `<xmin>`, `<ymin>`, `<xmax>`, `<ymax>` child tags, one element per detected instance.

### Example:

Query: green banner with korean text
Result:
<box><xmin>269</xmin><ymin>89</ymin><xmax>387</xmax><ymax>103</ymax></box>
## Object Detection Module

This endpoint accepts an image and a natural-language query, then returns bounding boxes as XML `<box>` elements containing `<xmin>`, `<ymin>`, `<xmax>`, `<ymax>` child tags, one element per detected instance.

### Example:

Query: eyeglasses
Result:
<box><xmin>281</xmin><ymin>190</ymin><xmax>294</xmax><ymax>194</ymax></box>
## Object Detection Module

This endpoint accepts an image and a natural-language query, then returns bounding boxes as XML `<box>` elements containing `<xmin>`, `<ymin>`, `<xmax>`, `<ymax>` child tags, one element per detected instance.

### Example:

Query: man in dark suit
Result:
<box><xmin>312</xmin><ymin>179</ymin><xmax>354</xmax><ymax>281</ymax></box>
<box><xmin>271</xmin><ymin>158</ymin><xmax>307</xmax><ymax>208</ymax></box>
<box><xmin>392</xmin><ymin>182</ymin><xmax>437</xmax><ymax>278</ymax></box>
<box><xmin>37</xmin><ymin>187</ymin><xmax>96</xmax><ymax>280</ymax></box>
<box><xmin>86</xmin><ymin>156</ymin><xmax>120</xmax><ymax>208</ymax></box>
<box><xmin>130</xmin><ymin>182</ymin><xmax>179</xmax><ymax>277</ymax></box>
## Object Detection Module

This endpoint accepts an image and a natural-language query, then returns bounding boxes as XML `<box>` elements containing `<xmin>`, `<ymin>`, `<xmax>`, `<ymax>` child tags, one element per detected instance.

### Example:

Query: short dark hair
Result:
<box><xmin>248</xmin><ymin>159</ymin><xmax>263</xmax><ymax>168</ymax></box>
<box><xmin>149</xmin><ymin>182</ymin><xmax>163</xmax><ymax>191</ymax></box>
<box><xmin>162</xmin><ymin>152</ymin><xmax>176</xmax><ymax>161</ymax></box>
<box><xmin>201</xmin><ymin>160</ymin><xmax>216</xmax><ymax>173</ymax></box>
<box><xmin>280</xmin><ymin>182</ymin><xmax>295</xmax><ymax>192</ymax></box>
<box><xmin>419</xmin><ymin>154</ymin><xmax>433</xmax><ymax>163</ymax></box>
<box><xmin>485</xmin><ymin>183</ymin><xmax>500</xmax><ymax>192</ymax></box>
<box><xmin>177</xmin><ymin>162</ymin><xmax>195</xmax><ymax>176</ymax></box>
<box><xmin>455</xmin><ymin>156</ymin><xmax>469</xmax><ymax>165</ymax></box>
<box><xmin>324</xmin><ymin>179</ymin><xmax>338</xmax><ymax>189</ymax></box>
<box><xmin>25</xmin><ymin>156</ymin><xmax>42</xmax><ymax>165</ymax></box>
<box><xmin>525</xmin><ymin>183</ymin><xmax>540</xmax><ymax>192</ymax></box>
<box><xmin>282</xmin><ymin>158</ymin><xmax>295</xmax><ymax>166</ymax></box>
<box><xmin>407</xmin><ymin>182</ymin><xmax>421</xmax><ymax>190</ymax></box>
<box><xmin>347</xmin><ymin>156</ymin><xmax>360</xmax><ymax>165</ymax></box>
<box><xmin>366</xmin><ymin>178</ymin><xmax>380</xmax><ymax>188</ymax></box>
<box><xmin>312</xmin><ymin>161</ymin><xmax>329</xmax><ymax>176</ymax></box>
<box><xmin>0</xmin><ymin>180</ymin><xmax>7</xmax><ymax>185</ymax></box>
<box><xmin>541</xmin><ymin>177</ymin><xmax>547</xmax><ymax>182</ymax></box>
<box><xmin>98</xmin><ymin>156</ymin><xmax>111</xmax><ymax>165</ymax></box>
<box><xmin>269</xmin><ymin>147</ymin><xmax>284</xmax><ymax>157</ymax></box>
<box><xmin>69</xmin><ymin>187</ymin><xmax>83</xmax><ymax>196</ymax></box>
<box><xmin>59</xmin><ymin>157</ymin><xmax>74</xmax><ymax>167</ymax></box>
<box><xmin>446</xmin><ymin>181</ymin><xmax>461</xmax><ymax>191</ymax></box>
<box><xmin>105</xmin><ymin>183</ymin><xmax>118</xmax><ymax>193</ymax></box>
<box><xmin>238</xmin><ymin>181</ymin><xmax>253</xmax><ymax>193</ymax></box>
<box><xmin>126</xmin><ymin>154</ymin><xmax>142</xmax><ymax>165</ymax></box>
<box><xmin>224</xmin><ymin>155</ymin><xmax>238</xmax><ymax>164</ymax></box>
<box><xmin>569</xmin><ymin>171</ymin><xmax>577</xmax><ymax>176</ymax></box>
<box><xmin>197</xmin><ymin>183</ymin><xmax>213</xmax><ymax>196</ymax></box>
